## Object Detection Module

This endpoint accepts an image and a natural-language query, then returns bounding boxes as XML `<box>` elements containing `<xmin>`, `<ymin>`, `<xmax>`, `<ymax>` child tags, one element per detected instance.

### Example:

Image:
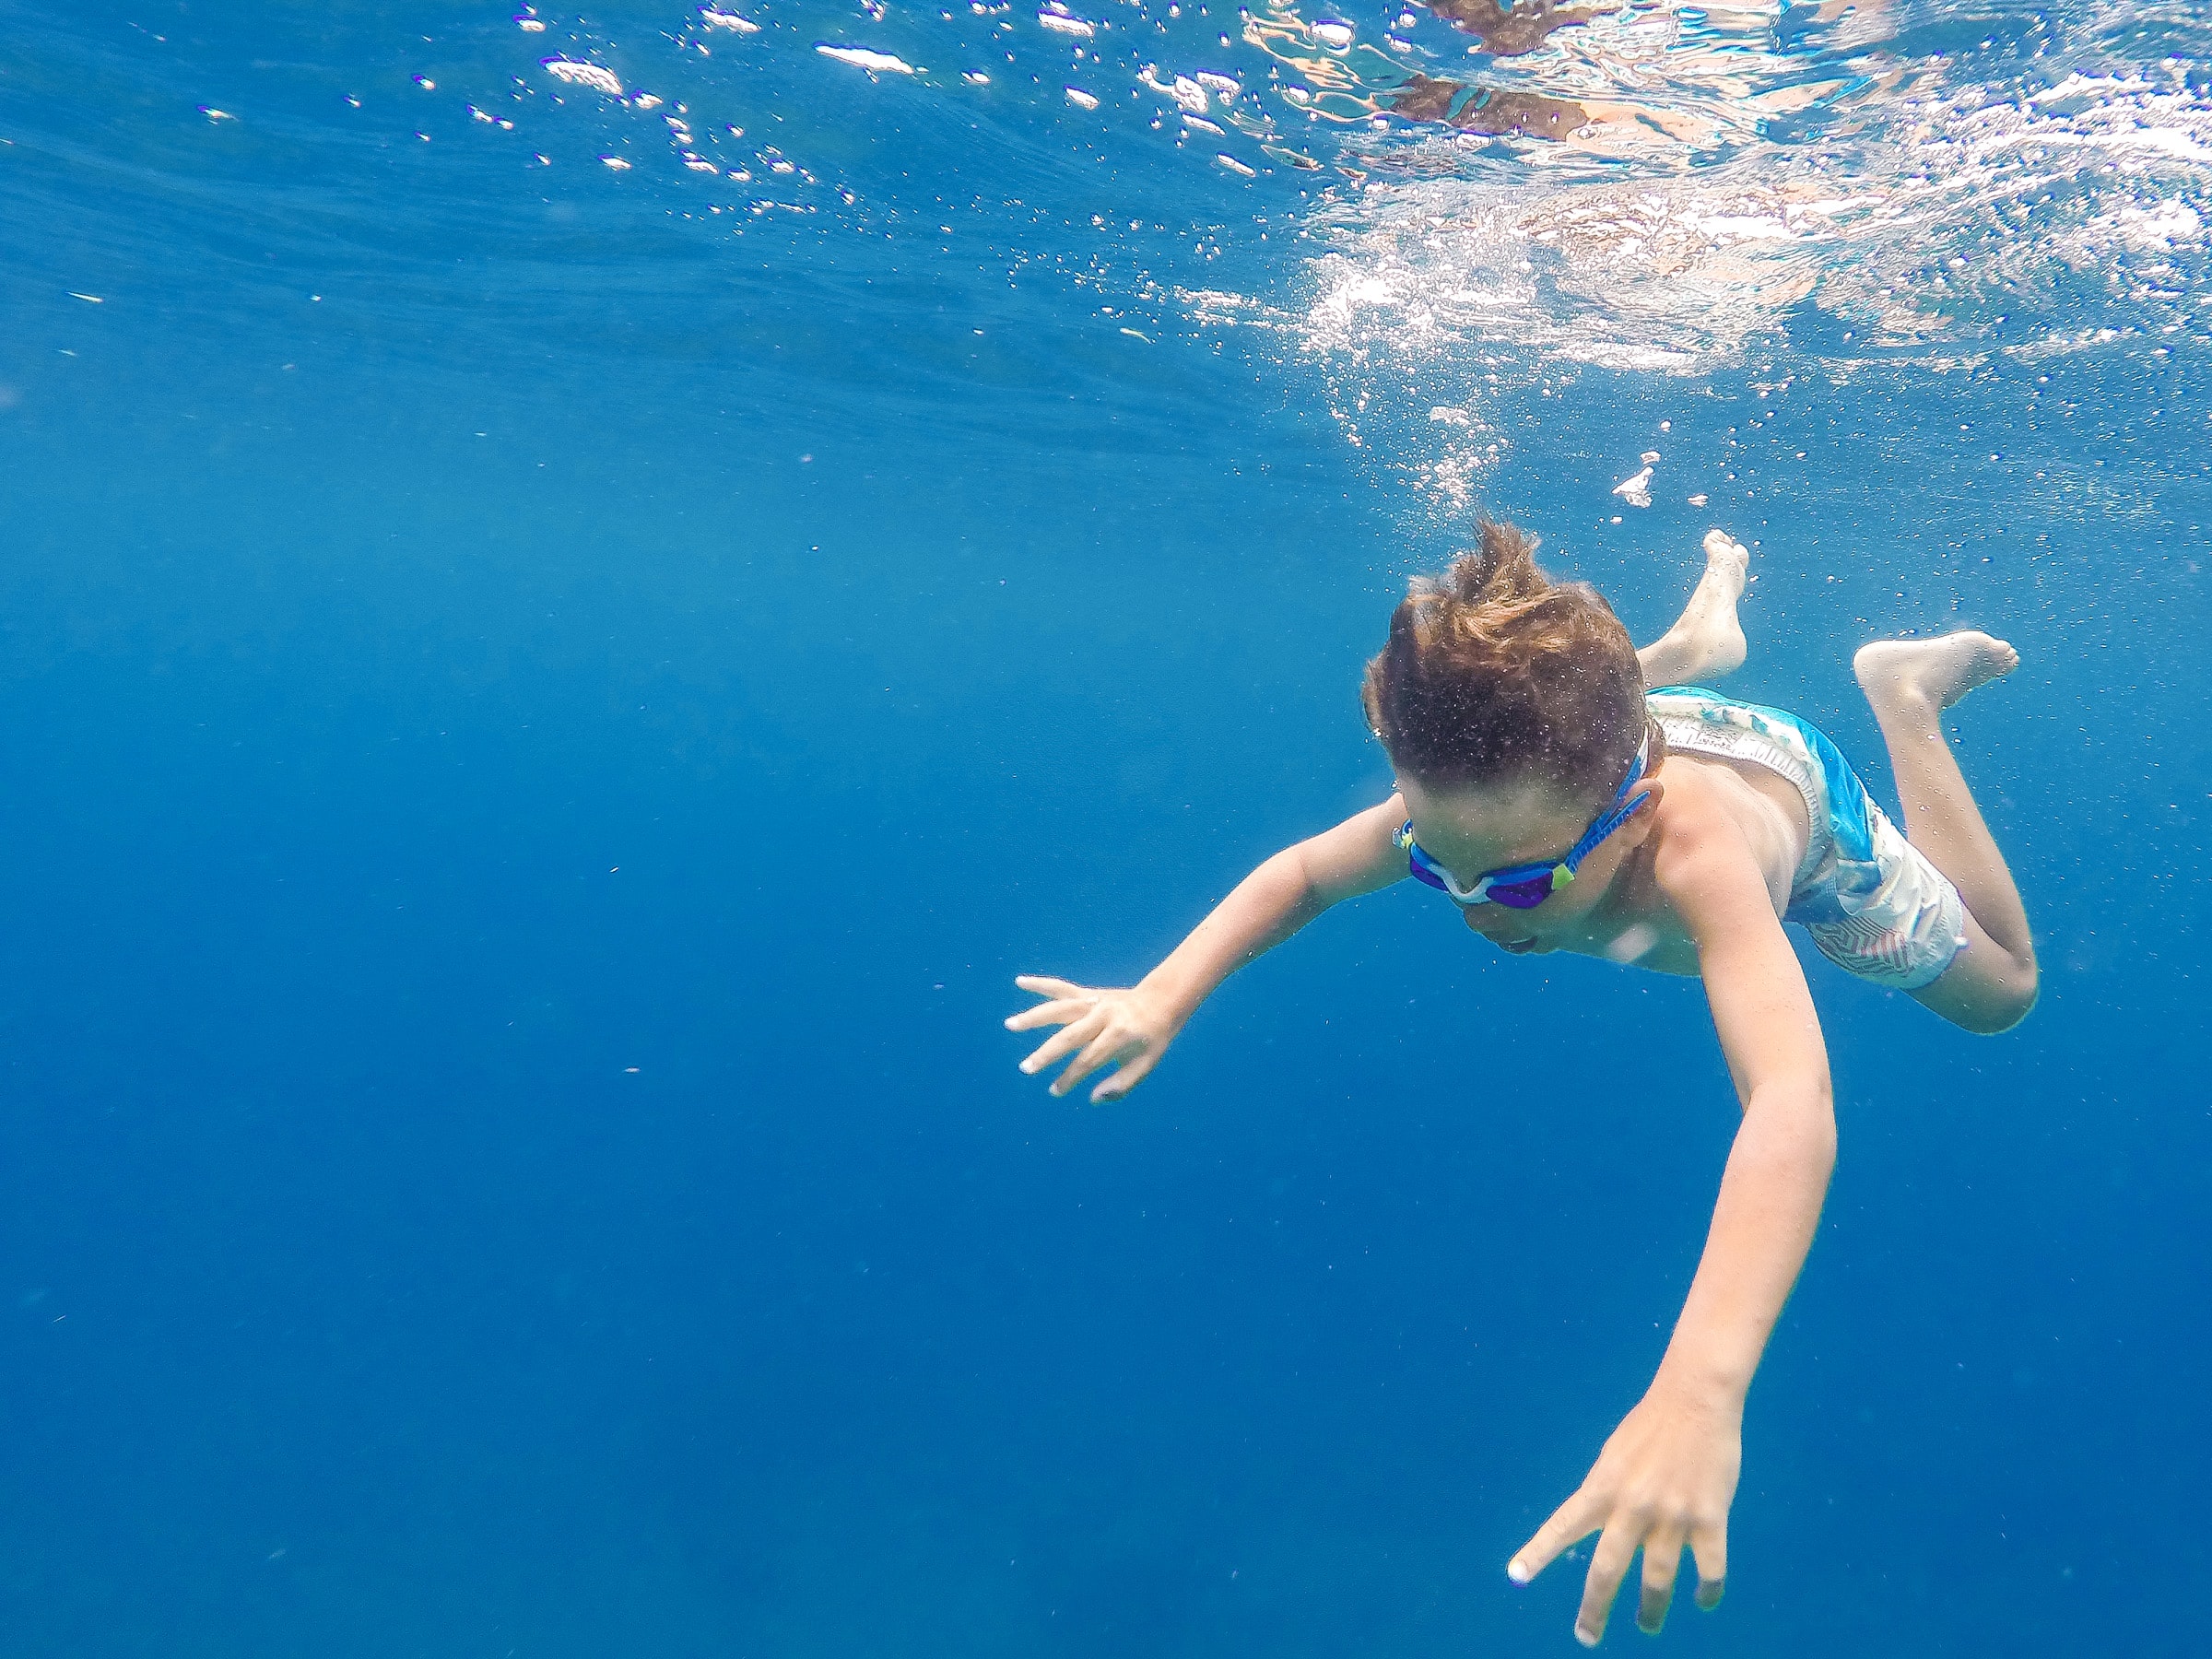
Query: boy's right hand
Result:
<box><xmin>1005</xmin><ymin>975</ymin><xmax>1186</xmax><ymax>1102</ymax></box>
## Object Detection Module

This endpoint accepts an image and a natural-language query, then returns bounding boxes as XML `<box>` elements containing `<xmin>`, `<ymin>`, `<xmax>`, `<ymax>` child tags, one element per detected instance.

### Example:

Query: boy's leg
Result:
<box><xmin>1637</xmin><ymin>531</ymin><xmax>1749</xmax><ymax>686</ymax></box>
<box><xmin>1853</xmin><ymin>634</ymin><xmax>2038</xmax><ymax>1033</ymax></box>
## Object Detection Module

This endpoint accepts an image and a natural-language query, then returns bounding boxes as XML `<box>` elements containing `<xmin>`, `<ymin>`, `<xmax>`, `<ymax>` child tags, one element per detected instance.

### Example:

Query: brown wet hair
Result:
<box><xmin>1361</xmin><ymin>520</ymin><xmax>1662</xmax><ymax>806</ymax></box>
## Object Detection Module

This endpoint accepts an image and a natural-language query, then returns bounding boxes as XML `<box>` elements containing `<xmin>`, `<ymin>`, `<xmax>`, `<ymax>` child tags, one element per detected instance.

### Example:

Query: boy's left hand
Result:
<box><xmin>1506</xmin><ymin>1379</ymin><xmax>1740</xmax><ymax>1645</ymax></box>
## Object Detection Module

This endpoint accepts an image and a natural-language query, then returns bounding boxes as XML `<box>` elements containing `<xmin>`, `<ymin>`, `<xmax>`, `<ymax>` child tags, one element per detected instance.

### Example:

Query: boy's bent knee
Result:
<box><xmin>1961</xmin><ymin>982</ymin><xmax>2036</xmax><ymax>1037</ymax></box>
<box><xmin>1912</xmin><ymin>954</ymin><xmax>2037</xmax><ymax>1036</ymax></box>
<box><xmin>1992</xmin><ymin>967</ymin><xmax>2040</xmax><ymax>1033</ymax></box>
<box><xmin>1988</xmin><ymin>951</ymin><xmax>2041</xmax><ymax>1032</ymax></box>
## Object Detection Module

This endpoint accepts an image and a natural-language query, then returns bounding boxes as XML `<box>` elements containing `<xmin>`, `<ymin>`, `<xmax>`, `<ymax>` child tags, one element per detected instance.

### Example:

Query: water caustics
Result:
<box><xmin>117</xmin><ymin>0</ymin><xmax>2193</xmax><ymax>488</ymax></box>
<box><xmin>480</xmin><ymin>0</ymin><xmax>2206</xmax><ymax>399</ymax></box>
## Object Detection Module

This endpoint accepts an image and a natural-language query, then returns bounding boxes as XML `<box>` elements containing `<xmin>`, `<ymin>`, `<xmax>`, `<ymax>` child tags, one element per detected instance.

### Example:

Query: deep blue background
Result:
<box><xmin>3</xmin><ymin>2</ymin><xmax>2209</xmax><ymax>1654</ymax></box>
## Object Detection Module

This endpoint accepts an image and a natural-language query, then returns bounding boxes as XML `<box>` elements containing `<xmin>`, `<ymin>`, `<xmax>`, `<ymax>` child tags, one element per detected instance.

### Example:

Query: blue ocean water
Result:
<box><xmin>2</xmin><ymin>0</ymin><xmax>2207</xmax><ymax>1652</ymax></box>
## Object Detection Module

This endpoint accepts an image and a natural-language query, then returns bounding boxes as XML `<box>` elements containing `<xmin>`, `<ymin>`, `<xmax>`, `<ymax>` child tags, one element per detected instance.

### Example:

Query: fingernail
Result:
<box><xmin>1018</xmin><ymin>1061</ymin><xmax>1035</xmax><ymax>1073</ymax></box>
<box><xmin>1575</xmin><ymin>1628</ymin><xmax>1599</xmax><ymax>1649</ymax></box>
<box><xmin>1506</xmin><ymin>1560</ymin><xmax>1529</xmax><ymax>1586</ymax></box>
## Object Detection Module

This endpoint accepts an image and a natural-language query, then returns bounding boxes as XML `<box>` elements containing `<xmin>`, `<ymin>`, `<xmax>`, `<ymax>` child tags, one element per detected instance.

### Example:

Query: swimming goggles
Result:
<box><xmin>1394</xmin><ymin>735</ymin><xmax>1652</xmax><ymax>911</ymax></box>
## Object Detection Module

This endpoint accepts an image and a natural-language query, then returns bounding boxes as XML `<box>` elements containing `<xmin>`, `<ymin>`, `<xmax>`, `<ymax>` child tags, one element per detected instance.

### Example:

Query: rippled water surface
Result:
<box><xmin>2</xmin><ymin>0</ymin><xmax>2207</xmax><ymax>1654</ymax></box>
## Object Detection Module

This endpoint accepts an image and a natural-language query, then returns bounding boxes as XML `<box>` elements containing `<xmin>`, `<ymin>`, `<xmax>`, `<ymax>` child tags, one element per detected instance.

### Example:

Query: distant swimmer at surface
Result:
<box><xmin>1006</xmin><ymin>521</ymin><xmax>2032</xmax><ymax>1645</ymax></box>
<box><xmin>1240</xmin><ymin>0</ymin><xmax>1897</xmax><ymax>156</ymax></box>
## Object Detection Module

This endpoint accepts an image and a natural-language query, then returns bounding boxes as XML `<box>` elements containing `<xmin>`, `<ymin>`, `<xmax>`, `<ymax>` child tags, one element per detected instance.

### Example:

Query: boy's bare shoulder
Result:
<box><xmin>1653</xmin><ymin>753</ymin><xmax>1754</xmax><ymax>838</ymax></box>
<box><xmin>1565</xmin><ymin>767</ymin><xmax>1758</xmax><ymax>974</ymax></box>
<box><xmin>1649</xmin><ymin>753</ymin><xmax>1807</xmax><ymax>918</ymax></box>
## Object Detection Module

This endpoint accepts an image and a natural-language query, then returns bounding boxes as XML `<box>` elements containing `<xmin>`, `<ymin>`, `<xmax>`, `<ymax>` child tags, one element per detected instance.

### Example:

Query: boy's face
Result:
<box><xmin>1395</xmin><ymin>769</ymin><xmax>1654</xmax><ymax>953</ymax></box>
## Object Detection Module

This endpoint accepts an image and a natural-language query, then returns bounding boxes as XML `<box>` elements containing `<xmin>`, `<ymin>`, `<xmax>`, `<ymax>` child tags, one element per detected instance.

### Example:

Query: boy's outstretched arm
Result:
<box><xmin>1007</xmin><ymin>797</ymin><xmax>1406</xmax><ymax>1101</ymax></box>
<box><xmin>1508</xmin><ymin>800</ymin><xmax>1834</xmax><ymax>1646</ymax></box>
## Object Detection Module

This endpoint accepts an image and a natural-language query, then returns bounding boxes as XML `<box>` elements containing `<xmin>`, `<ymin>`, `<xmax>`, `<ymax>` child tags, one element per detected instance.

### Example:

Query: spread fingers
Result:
<box><xmin>1018</xmin><ymin>1008</ymin><xmax>1106</xmax><ymax>1077</ymax></box>
<box><xmin>1050</xmin><ymin>1027</ymin><xmax>1133</xmax><ymax>1097</ymax></box>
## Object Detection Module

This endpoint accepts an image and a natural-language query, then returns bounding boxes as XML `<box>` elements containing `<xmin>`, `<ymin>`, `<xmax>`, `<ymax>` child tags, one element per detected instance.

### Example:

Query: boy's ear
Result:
<box><xmin>1622</xmin><ymin>780</ymin><xmax>1665</xmax><ymax>844</ymax></box>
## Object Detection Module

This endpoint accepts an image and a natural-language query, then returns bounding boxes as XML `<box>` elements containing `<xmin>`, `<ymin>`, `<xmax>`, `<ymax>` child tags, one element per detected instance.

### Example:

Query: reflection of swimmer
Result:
<box><xmin>1422</xmin><ymin>0</ymin><xmax>1614</xmax><ymax>57</ymax></box>
<box><xmin>1384</xmin><ymin>73</ymin><xmax>1589</xmax><ymax>137</ymax></box>
<box><xmin>1383</xmin><ymin>70</ymin><xmax>1712</xmax><ymax>145</ymax></box>
<box><xmin>1009</xmin><ymin>521</ymin><xmax>2036</xmax><ymax>1645</ymax></box>
<box><xmin>1245</xmin><ymin>0</ymin><xmax>1883</xmax><ymax>151</ymax></box>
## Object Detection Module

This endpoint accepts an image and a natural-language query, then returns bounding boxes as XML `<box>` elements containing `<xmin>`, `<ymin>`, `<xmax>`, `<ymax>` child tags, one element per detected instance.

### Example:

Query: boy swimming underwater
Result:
<box><xmin>1006</xmin><ymin>524</ymin><xmax>2034</xmax><ymax>1644</ymax></box>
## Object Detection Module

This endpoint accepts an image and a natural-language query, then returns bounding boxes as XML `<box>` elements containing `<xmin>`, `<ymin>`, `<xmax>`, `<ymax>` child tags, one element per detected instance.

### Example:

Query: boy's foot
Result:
<box><xmin>1649</xmin><ymin>530</ymin><xmax>1749</xmax><ymax>681</ymax></box>
<box><xmin>1853</xmin><ymin>632</ymin><xmax>2018</xmax><ymax>719</ymax></box>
